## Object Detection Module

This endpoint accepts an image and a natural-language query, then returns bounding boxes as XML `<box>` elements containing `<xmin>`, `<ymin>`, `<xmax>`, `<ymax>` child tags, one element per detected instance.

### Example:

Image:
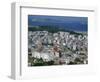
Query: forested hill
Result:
<box><xmin>28</xmin><ymin>26</ymin><xmax>83</xmax><ymax>35</ymax></box>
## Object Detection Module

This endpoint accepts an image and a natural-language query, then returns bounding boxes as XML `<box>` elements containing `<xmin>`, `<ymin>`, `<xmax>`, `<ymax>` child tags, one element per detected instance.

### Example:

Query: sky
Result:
<box><xmin>28</xmin><ymin>15</ymin><xmax>88</xmax><ymax>32</ymax></box>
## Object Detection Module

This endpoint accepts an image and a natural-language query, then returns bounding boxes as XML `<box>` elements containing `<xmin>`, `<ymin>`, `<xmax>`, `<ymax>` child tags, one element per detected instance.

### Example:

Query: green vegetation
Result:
<box><xmin>28</xmin><ymin>57</ymin><xmax>55</xmax><ymax>66</ymax></box>
<box><xmin>67</xmin><ymin>57</ymin><xmax>84</xmax><ymax>65</ymax></box>
<box><xmin>29</xmin><ymin>26</ymin><xmax>62</xmax><ymax>33</ymax></box>
<box><xmin>28</xmin><ymin>26</ymin><xmax>83</xmax><ymax>35</ymax></box>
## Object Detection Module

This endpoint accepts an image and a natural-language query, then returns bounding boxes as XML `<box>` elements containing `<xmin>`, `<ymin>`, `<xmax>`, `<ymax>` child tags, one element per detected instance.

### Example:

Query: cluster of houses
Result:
<box><xmin>28</xmin><ymin>30</ymin><xmax>88</xmax><ymax>65</ymax></box>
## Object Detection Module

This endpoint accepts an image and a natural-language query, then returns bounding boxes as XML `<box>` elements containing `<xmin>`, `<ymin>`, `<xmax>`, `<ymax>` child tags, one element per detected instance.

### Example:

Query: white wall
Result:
<box><xmin>0</xmin><ymin>0</ymin><xmax>100</xmax><ymax>81</ymax></box>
